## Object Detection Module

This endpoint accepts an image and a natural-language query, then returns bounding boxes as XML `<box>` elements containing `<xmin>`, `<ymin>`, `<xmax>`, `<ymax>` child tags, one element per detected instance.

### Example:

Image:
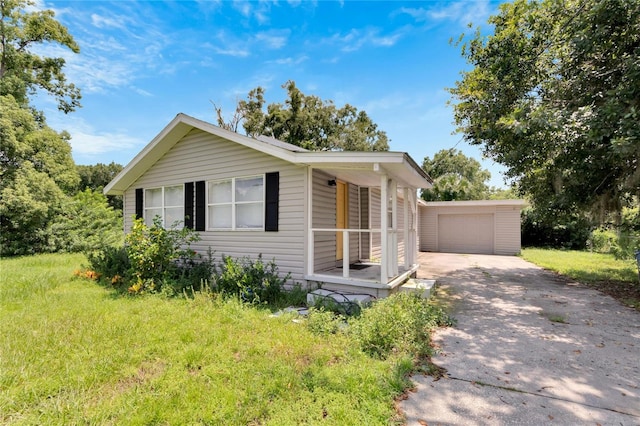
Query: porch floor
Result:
<box><xmin>306</xmin><ymin>262</ymin><xmax>419</xmax><ymax>297</ymax></box>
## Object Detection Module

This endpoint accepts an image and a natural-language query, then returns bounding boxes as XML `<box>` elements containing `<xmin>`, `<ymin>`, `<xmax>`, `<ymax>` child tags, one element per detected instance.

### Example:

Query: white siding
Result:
<box><xmin>123</xmin><ymin>129</ymin><xmax>308</xmax><ymax>282</ymax></box>
<box><xmin>359</xmin><ymin>188</ymin><xmax>370</xmax><ymax>260</ymax></box>
<box><xmin>312</xmin><ymin>169</ymin><xmax>336</xmax><ymax>272</ymax></box>
<box><xmin>419</xmin><ymin>203</ymin><xmax>523</xmax><ymax>255</ymax></box>
<box><xmin>495</xmin><ymin>205</ymin><xmax>522</xmax><ymax>255</ymax></box>
<box><xmin>369</xmin><ymin>188</ymin><xmax>381</xmax><ymax>260</ymax></box>
<box><xmin>348</xmin><ymin>183</ymin><xmax>360</xmax><ymax>264</ymax></box>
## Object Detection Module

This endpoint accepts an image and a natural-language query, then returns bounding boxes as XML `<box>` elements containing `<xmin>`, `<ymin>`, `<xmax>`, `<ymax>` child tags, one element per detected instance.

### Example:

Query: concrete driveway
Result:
<box><xmin>401</xmin><ymin>252</ymin><xmax>640</xmax><ymax>425</ymax></box>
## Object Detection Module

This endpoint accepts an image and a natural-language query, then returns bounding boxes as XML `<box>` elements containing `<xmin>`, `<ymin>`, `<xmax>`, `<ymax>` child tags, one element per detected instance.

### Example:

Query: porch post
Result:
<box><xmin>380</xmin><ymin>174</ymin><xmax>388</xmax><ymax>281</ymax></box>
<box><xmin>404</xmin><ymin>187</ymin><xmax>410</xmax><ymax>269</ymax></box>
<box><xmin>306</xmin><ymin>167</ymin><xmax>314</xmax><ymax>276</ymax></box>
<box><xmin>391</xmin><ymin>179</ymin><xmax>398</xmax><ymax>276</ymax></box>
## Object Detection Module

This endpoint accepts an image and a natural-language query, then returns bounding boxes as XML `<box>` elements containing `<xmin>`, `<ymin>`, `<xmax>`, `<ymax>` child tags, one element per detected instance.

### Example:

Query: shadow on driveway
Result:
<box><xmin>401</xmin><ymin>253</ymin><xmax>640</xmax><ymax>425</ymax></box>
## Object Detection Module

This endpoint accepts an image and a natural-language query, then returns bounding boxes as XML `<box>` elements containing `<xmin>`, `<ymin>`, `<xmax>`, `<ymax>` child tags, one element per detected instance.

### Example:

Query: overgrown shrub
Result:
<box><xmin>348</xmin><ymin>292</ymin><xmax>452</xmax><ymax>360</ymax></box>
<box><xmin>212</xmin><ymin>254</ymin><xmax>290</xmax><ymax>304</ymax></box>
<box><xmin>125</xmin><ymin>217</ymin><xmax>201</xmax><ymax>293</ymax></box>
<box><xmin>521</xmin><ymin>207</ymin><xmax>591</xmax><ymax>249</ymax></box>
<box><xmin>86</xmin><ymin>245</ymin><xmax>131</xmax><ymax>290</ymax></box>
<box><xmin>306</xmin><ymin>308</ymin><xmax>345</xmax><ymax>335</ymax></box>
<box><xmin>588</xmin><ymin>228</ymin><xmax>618</xmax><ymax>253</ymax></box>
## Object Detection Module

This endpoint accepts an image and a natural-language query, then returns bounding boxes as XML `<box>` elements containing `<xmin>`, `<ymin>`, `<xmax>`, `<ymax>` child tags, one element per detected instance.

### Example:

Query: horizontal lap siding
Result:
<box><xmin>312</xmin><ymin>170</ymin><xmax>336</xmax><ymax>272</ymax></box>
<box><xmin>348</xmin><ymin>183</ymin><xmax>360</xmax><ymax>264</ymax></box>
<box><xmin>495</xmin><ymin>206</ymin><xmax>522</xmax><ymax>255</ymax></box>
<box><xmin>123</xmin><ymin>129</ymin><xmax>307</xmax><ymax>282</ymax></box>
<box><xmin>370</xmin><ymin>188</ymin><xmax>381</xmax><ymax>260</ymax></box>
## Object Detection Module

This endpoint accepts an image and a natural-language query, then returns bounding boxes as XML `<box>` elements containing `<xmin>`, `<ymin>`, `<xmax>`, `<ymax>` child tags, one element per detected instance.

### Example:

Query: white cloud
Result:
<box><xmin>255</xmin><ymin>30</ymin><xmax>290</xmax><ymax>49</ymax></box>
<box><xmin>326</xmin><ymin>27</ymin><xmax>407</xmax><ymax>52</ymax></box>
<box><xmin>399</xmin><ymin>1</ymin><xmax>492</xmax><ymax>27</ymax></box>
<box><xmin>271</xmin><ymin>55</ymin><xmax>308</xmax><ymax>65</ymax></box>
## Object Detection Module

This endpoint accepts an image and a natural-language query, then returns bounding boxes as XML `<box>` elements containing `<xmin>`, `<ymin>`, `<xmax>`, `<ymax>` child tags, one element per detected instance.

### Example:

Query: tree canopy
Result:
<box><xmin>421</xmin><ymin>149</ymin><xmax>491</xmax><ymax>201</ymax></box>
<box><xmin>449</xmin><ymin>0</ymin><xmax>639</xmax><ymax>221</ymax></box>
<box><xmin>0</xmin><ymin>0</ymin><xmax>81</xmax><ymax>112</ymax></box>
<box><xmin>217</xmin><ymin>81</ymin><xmax>389</xmax><ymax>152</ymax></box>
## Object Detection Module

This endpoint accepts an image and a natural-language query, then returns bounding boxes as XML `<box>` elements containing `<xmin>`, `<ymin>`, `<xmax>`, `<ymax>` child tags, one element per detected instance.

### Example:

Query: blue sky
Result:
<box><xmin>35</xmin><ymin>0</ymin><xmax>508</xmax><ymax>188</ymax></box>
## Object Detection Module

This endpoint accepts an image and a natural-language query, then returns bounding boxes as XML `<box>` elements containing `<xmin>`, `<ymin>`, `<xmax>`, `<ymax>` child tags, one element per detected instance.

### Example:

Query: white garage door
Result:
<box><xmin>438</xmin><ymin>214</ymin><xmax>494</xmax><ymax>254</ymax></box>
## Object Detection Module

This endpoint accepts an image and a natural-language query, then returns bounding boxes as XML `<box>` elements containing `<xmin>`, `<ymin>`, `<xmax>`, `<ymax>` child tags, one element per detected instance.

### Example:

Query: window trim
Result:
<box><xmin>206</xmin><ymin>174</ymin><xmax>265</xmax><ymax>231</ymax></box>
<box><xmin>143</xmin><ymin>184</ymin><xmax>184</xmax><ymax>228</ymax></box>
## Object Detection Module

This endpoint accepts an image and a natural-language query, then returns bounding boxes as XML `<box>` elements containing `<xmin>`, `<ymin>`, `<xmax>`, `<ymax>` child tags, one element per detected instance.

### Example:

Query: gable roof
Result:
<box><xmin>104</xmin><ymin>113</ymin><xmax>432</xmax><ymax>195</ymax></box>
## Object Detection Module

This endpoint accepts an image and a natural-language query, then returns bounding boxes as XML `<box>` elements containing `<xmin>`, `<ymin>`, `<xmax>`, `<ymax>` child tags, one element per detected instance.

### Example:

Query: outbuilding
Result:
<box><xmin>419</xmin><ymin>199</ymin><xmax>526</xmax><ymax>255</ymax></box>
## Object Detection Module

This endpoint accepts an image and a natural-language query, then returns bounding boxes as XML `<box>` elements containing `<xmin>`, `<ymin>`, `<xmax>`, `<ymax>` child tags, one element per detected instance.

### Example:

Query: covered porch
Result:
<box><xmin>299</xmin><ymin>152</ymin><xmax>432</xmax><ymax>298</ymax></box>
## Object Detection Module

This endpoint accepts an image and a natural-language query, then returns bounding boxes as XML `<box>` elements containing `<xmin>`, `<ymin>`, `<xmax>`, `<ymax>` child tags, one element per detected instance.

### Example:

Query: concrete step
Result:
<box><xmin>399</xmin><ymin>278</ymin><xmax>437</xmax><ymax>298</ymax></box>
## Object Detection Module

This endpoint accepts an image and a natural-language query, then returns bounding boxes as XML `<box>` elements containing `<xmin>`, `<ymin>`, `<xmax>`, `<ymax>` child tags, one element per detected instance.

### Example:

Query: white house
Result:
<box><xmin>105</xmin><ymin>113</ymin><xmax>433</xmax><ymax>298</ymax></box>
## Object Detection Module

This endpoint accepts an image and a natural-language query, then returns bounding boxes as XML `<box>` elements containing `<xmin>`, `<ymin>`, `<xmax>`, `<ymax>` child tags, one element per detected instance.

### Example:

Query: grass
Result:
<box><xmin>0</xmin><ymin>253</ymin><xmax>415</xmax><ymax>425</ymax></box>
<box><xmin>521</xmin><ymin>248</ymin><xmax>640</xmax><ymax>309</ymax></box>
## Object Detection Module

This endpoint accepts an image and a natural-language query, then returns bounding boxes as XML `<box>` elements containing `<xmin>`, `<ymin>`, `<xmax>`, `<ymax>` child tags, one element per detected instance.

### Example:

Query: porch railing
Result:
<box><xmin>308</xmin><ymin>228</ymin><xmax>402</xmax><ymax>281</ymax></box>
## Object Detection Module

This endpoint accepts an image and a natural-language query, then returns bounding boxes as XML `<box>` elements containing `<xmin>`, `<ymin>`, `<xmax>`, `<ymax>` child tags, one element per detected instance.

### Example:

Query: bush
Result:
<box><xmin>212</xmin><ymin>254</ymin><xmax>290</xmax><ymax>304</ymax></box>
<box><xmin>521</xmin><ymin>207</ymin><xmax>591</xmax><ymax>249</ymax></box>
<box><xmin>306</xmin><ymin>308</ymin><xmax>345</xmax><ymax>335</ymax></box>
<box><xmin>125</xmin><ymin>217</ymin><xmax>201</xmax><ymax>293</ymax></box>
<box><xmin>348</xmin><ymin>292</ymin><xmax>452</xmax><ymax>360</ymax></box>
<box><xmin>588</xmin><ymin>228</ymin><xmax>618</xmax><ymax>253</ymax></box>
<box><xmin>86</xmin><ymin>245</ymin><xmax>131</xmax><ymax>290</ymax></box>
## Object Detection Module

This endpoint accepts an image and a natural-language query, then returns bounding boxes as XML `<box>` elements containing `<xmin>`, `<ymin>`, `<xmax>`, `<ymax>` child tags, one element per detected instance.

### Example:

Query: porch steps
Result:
<box><xmin>399</xmin><ymin>278</ymin><xmax>437</xmax><ymax>299</ymax></box>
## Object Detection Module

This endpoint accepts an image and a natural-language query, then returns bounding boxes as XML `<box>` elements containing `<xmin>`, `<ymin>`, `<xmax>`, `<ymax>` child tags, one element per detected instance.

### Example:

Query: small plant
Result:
<box><xmin>306</xmin><ymin>308</ymin><xmax>345</xmax><ymax>335</ymax></box>
<box><xmin>212</xmin><ymin>254</ymin><xmax>290</xmax><ymax>304</ymax></box>
<box><xmin>348</xmin><ymin>292</ymin><xmax>453</xmax><ymax>360</ymax></box>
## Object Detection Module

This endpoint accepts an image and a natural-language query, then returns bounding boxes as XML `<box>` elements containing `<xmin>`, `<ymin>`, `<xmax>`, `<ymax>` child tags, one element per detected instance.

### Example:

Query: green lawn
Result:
<box><xmin>521</xmin><ymin>248</ymin><xmax>639</xmax><ymax>309</ymax></box>
<box><xmin>0</xmin><ymin>254</ymin><xmax>409</xmax><ymax>425</ymax></box>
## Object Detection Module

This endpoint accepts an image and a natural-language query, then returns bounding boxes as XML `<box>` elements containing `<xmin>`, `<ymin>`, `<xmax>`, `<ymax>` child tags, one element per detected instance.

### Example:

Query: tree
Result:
<box><xmin>218</xmin><ymin>81</ymin><xmax>389</xmax><ymax>152</ymax></box>
<box><xmin>0</xmin><ymin>94</ymin><xmax>79</xmax><ymax>255</ymax></box>
<box><xmin>0</xmin><ymin>0</ymin><xmax>81</xmax><ymax>112</ymax></box>
<box><xmin>421</xmin><ymin>149</ymin><xmax>491</xmax><ymax>201</ymax></box>
<box><xmin>77</xmin><ymin>162</ymin><xmax>124</xmax><ymax>210</ymax></box>
<box><xmin>449</xmin><ymin>0</ymin><xmax>640</xmax><ymax>222</ymax></box>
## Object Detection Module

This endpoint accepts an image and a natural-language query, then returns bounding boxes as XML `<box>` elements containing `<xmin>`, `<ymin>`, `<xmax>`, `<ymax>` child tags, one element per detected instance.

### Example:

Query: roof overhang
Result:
<box><xmin>420</xmin><ymin>199</ymin><xmax>528</xmax><ymax>208</ymax></box>
<box><xmin>104</xmin><ymin>113</ymin><xmax>432</xmax><ymax>195</ymax></box>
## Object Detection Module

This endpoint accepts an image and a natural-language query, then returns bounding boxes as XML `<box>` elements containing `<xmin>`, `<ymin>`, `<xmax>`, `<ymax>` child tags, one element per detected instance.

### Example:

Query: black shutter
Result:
<box><xmin>195</xmin><ymin>181</ymin><xmax>205</xmax><ymax>231</ymax></box>
<box><xmin>184</xmin><ymin>182</ymin><xmax>194</xmax><ymax>229</ymax></box>
<box><xmin>265</xmin><ymin>172</ymin><xmax>279</xmax><ymax>232</ymax></box>
<box><xmin>135</xmin><ymin>188</ymin><xmax>143</xmax><ymax>220</ymax></box>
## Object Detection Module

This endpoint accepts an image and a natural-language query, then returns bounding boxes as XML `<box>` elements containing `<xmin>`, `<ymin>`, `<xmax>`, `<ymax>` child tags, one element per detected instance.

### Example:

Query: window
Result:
<box><xmin>207</xmin><ymin>176</ymin><xmax>264</xmax><ymax>230</ymax></box>
<box><xmin>144</xmin><ymin>185</ymin><xmax>184</xmax><ymax>227</ymax></box>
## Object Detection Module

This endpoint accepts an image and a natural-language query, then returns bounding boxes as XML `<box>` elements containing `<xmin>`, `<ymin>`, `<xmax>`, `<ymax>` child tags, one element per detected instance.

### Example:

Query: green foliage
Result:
<box><xmin>521</xmin><ymin>207</ymin><xmax>591</xmax><ymax>249</ymax></box>
<box><xmin>77</xmin><ymin>162</ymin><xmax>124</xmax><ymax>210</ymax></box>
<box><xmin>421</xmin><ymin>149</ymin><xmax>491</xmax><ymax>201</ymax></box>
<box><xmin>219</xmin><ymin>81</ymin><xmax>389</xmax><ymax>152</ymax></box>
<box><xmin>86</xmin><ymin>245</ymin><xmax>131</xmax><ymax>289</ymax></box>
<box><xmin>306</xmin><ymin>308</ymin><xmax>345</xmax><ymax>335</ymax></box>
<box><xmin>0</xmin><ymin>95</ymin><xmax>80</xmax><ymax>256</ymax></box>
<box><xmin>47</xmin><ymin>189</ymin><xmax>122</xmax><ymax>253</ymax></box>
<box><xmin>213</xmin><ymin>254</ymin><xmax>290</xmax><ymax>304</ymax></box>
<box><xmin>588</xmin><ymin>228</ymin><xmax>618</xmax><ymax>253</ymax></box>
<box><xmin>348</xmin><ymin>292</ymin><xmax>453</xmax><ymax>360</ymax></box>
<box><xmin>449</xmin><ymin>0</ymin><xmax>640</xmax><ymax>222</ymax></box>
<box><xmin>0</xmin><ymin>0</ymin><xmax>81</xmax><ymax>112</ymax></box>
<box><xmin>124</xmin><ymin>217</ymin><xmax>202</xmax><ymax>293</ymax></box>
<box><xmin>1</xmin><ymin>253</ymin><xmax>412</xmax><ymax>425</ymax></box>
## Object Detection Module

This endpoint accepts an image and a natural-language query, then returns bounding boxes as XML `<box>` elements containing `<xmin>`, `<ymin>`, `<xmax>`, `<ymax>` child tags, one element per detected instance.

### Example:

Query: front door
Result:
<box><xmin>336</xmin><ymin>181</ymin><xmax>347</xmax><ymax>261</ymax></box>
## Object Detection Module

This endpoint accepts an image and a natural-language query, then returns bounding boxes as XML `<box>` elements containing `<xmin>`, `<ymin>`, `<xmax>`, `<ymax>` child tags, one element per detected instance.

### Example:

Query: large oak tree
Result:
<box><xmin>449</xmin><ymin>0</ymin><xmax>639</xmax><ymax>222</ymax></box>
<box><xmin>217</xmin><ymin>81</ymin><xmax>389</xmax><ymax>152</ymax></box>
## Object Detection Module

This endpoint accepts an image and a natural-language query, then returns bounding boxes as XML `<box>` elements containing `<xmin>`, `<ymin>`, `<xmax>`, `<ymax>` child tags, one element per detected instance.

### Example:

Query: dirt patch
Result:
<box><xmin>585</xmin><ymin>279</ymin><xmax>640</xmax><ymax>310</ymax></box>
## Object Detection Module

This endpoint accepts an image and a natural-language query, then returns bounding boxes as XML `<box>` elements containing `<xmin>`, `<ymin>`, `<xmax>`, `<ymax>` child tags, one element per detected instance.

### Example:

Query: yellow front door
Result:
<box><xmin>336</xmin><ymin>181</ymin><xmax>347</xmax><ymax>261</ymax></box>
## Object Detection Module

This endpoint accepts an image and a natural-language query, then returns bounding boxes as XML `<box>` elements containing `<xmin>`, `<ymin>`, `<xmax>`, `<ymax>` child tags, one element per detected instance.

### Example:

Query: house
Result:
<box><xmin>105</xmin><ymin>113</ymin><xmax>433</xmax><ymax>298</ymax></box>
<box><xmin>418</xmin><ymin>199</ymin><xmax>526</xmax><ymax>255</ymax></box>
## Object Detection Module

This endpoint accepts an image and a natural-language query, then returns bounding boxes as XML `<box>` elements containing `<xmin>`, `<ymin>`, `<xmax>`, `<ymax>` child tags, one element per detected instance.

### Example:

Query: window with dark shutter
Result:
<box><xmin>135</xmin><ymin>188</ymin><xmax>143</xmax><ymax>220</ymax></box>
<box><xmin>265</xmin><ymin>172</ymin><xmax>279</xmax><ymax>232</ymax></box>
<box><xmin>184</xmin><ymin>182</ymin><xmax>194</xmax><ymax>229</ymax></box>
<box><xmin>195</xmin><ymin>181</ymin><xmax>205</xmax><ymax>231</ymax></box>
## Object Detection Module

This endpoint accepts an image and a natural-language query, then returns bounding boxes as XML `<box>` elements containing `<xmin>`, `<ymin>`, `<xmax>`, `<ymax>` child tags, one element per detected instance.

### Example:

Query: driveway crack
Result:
<box><xmin>446</xmin><ymin>375</ymin><xmax>640</xmax><ymax>418</ymax></box>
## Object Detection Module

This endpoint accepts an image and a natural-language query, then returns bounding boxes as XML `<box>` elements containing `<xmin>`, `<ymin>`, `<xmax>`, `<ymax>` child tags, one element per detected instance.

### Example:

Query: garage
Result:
<box><xmin>419</xmin><ymin>200</ymin><xmax>526</xmax><ymax>255</ymax></box>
